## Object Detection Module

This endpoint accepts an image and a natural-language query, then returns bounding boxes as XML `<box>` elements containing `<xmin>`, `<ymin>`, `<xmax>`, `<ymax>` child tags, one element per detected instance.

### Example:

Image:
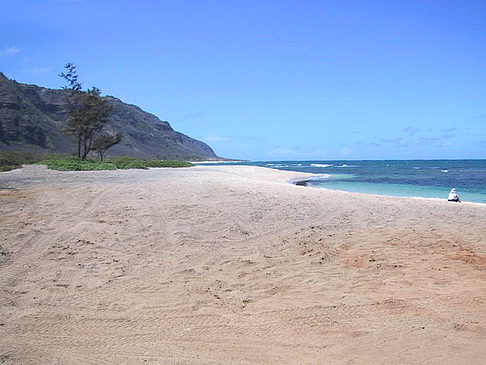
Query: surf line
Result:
<box><xmin>288</xmin><ymin>177</ymin><xmax>312</xmax><ymax>186</ymax></box>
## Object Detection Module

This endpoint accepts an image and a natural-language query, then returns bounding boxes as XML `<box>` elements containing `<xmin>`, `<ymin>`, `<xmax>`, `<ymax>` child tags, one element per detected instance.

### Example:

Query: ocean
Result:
<box><xmin>216</xmin><ymin>160</ymin><xmax>486</xmax><ymax>203</ymax></box>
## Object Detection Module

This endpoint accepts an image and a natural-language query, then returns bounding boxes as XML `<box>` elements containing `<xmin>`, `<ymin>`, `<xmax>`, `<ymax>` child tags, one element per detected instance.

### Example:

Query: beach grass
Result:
<box><xmin>107</xmin><ymin>156</ymin><xmax>193</xmax><ymax>169</ymax></box>
<box><xmin>38</xmin><ymin>156</ymin><xmax>118</xmax><ymax>171</ymax></box>
<box><xmin>0</xmin><ymin>151</ymin><xmax>194</xmax><ymax>171</ymax></box>
<box><xmin>0</xmin><ymin>151</ymin><xmax>37</xmax><ymax>171</ymax></box>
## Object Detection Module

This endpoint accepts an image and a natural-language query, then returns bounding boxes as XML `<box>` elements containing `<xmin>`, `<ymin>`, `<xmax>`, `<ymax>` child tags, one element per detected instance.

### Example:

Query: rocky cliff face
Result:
<box><xmin>0</xmin><ymin>72</ymin><xmax>218</xmax><ymax>160</ymax></box>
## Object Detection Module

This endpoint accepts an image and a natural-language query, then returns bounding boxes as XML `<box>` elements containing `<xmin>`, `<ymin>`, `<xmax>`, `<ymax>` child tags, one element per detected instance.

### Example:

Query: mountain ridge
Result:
<box><xmin>0</xmin><ymin>72</ymin><xmax>219</xmax><ymax>160</ymax></box>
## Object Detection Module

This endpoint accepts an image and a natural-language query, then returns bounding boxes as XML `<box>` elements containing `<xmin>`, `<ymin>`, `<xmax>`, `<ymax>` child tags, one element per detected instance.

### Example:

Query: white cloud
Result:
<box><xmin>1</xmin><ymin>46</ymin><xmax>21</xmax><ymax>57</ymax></box>
<box><xmin>266</xmin><ymin>147</ymin><xmax>300</xmax><ymax>158</ymax></box>
<box><xmin>203</xmin><ymin>135</ymin><xmax>231</xmax><ymax>142</ymax></box>
<box><xmin>264</xmin><ymin>146</ymin><xmax>330</xmax><ymax>159</ymax></box>
<box><xmin>341</xmin><ymin>147</ymin><xmax>354</xmax><ymax>156</ymax></box>
<box><xmin>177</xmin><ymin>112</ymin><xmax>204</xmax><ymax>120</ymax></box>
<box><xmin>308</xmin><ymin>148</ymin><xmax>329</xmax><ymax>158</ymax></box>
<box><xmin>23</xmin><ymin>67</ymin><xmax>52</xmax><ymax>75</ymax></box>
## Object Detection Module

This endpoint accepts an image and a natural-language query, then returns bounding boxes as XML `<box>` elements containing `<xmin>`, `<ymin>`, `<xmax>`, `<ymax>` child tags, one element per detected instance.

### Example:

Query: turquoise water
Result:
<box><xmin>212</xmin><ymin>160</ymin><xmax>486</xmax><ymax>203</ymax></box>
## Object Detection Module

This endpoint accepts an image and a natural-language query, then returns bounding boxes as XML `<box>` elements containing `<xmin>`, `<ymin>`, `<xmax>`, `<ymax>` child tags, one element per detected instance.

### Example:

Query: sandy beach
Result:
<box><xmin>1</xmin><ymin>165</ymin><xmax>485</xmax><ymax>364</ymax></box>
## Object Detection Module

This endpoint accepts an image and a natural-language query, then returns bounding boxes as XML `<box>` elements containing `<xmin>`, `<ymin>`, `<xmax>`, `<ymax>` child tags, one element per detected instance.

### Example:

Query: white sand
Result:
<box><xmin>1</xmin><ymin>165</ymin><xmax>485</xmax><ymax>364</ymax></box>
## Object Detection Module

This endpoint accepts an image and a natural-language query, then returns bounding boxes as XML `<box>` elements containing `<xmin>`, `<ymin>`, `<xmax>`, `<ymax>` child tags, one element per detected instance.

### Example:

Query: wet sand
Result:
<box><xmin>1</xmin><ymin>165</ymin><xmax>485</xmax><ymax>364</ymax></box>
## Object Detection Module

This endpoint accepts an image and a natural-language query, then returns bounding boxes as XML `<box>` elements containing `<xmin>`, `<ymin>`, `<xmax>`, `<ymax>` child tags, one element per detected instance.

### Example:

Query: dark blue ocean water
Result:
<box><xmin>214</xmin><ymin>160</ymin><xmax>486</xmax><ymax>203</ymax></box>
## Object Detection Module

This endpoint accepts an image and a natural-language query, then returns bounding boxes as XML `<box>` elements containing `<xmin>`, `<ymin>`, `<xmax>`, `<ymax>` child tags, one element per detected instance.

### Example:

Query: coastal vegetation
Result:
<box><xmin>0</xmin><ymin>151</ymin><xmax>37</xmax><ymax>171</ymax></box>
<box><xmin>0</xmin><ymin>151</ymin><xmax>193</xmax><ymax>171</ymax></box>
<box><xmin>60</xmin><ymin>63</ymin><xmax>121</xmax><ymax>160</ymax></box>
<box><xmin>107</xmin><ymin>156</ymin><xmax>193</xmax><ymax>169</ymax></box>
<box><xmin>0</xmin><ymin>66</ymin><xmax>197</xmax><ymax>172</ymax></box>
<box><xmin>92</xmin><ymin>132</ymin><xmax>123</xmax><ymax>161</ymax></box>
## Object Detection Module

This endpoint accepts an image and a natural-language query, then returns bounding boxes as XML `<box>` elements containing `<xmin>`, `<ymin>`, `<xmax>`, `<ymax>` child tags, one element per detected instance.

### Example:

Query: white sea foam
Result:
<box><xmin>311</xmin><ymin>163</ymin><xmax>332</xmax><ymax>168</ymax></box>
<box><xmin>309</xmin><ymin>174</ymin><xmax>331</xmax><ymax>180</ymax></box>
<box><xmin>442</xmin><ymin>170</ymin><xmax>449</xmax><ymax>173</ymax></box>
<box><xmin>289</xmin><ymin>174</ymin><xmax>332</xmax><ymax>185</ymax></box>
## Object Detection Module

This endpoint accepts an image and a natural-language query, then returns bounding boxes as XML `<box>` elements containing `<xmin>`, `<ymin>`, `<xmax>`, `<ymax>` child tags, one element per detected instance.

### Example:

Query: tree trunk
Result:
<box><xmin>82</xmin><ymin>137</ymin><xmax>89</xmax><ymax>160</ymax></box>
<box><xmin>77</xmin><ymin>132</ymin><xmax>81</xmax><ymax>158</ymax></box>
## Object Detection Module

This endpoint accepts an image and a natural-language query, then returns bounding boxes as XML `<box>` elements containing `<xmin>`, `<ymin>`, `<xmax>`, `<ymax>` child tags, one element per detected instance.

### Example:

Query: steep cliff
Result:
<box><xmin>0</xmin><ymin>72</ymin><xmax>218</xmax><ymax>160</ymax></box>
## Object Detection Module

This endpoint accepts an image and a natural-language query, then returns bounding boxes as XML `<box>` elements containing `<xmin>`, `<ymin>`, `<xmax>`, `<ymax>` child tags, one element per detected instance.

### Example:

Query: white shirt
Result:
<box><xmin>448</xmin><ymin>192</ymin><xmax>458</xmax><ymax>200</ymax></box>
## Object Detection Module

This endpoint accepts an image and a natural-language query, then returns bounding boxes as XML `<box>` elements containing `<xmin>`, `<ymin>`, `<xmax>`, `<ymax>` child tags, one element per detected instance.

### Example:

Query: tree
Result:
<box><xmin>59</xmin><ymin>62</ymin><xmax>82</xmax><ymax>92</ymax></box>
<box><xmin>93</xmin><ymin>132</ymin><xmax>122</xmax><ymax>161</ymax></box>
<box><xmin>59</xmin><ymin>63</ymin><xmax>83</xmax><ymax>157</ymax></box>
<box><xmin>59</xmin><ymin>63</ymin><xmax>114</xmax><ymax>160</ymax></box>
<box><xmin>77</xmin><ymin>87</ymin><xmax>113</xmax><ymax>160</ymax></box>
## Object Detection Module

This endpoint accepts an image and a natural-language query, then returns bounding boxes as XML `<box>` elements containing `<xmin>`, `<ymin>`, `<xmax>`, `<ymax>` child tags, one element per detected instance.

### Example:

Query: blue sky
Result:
<box><xmin>1</xmin><ymin>0</ymin><xmax>485</xmax><ymax>160</ymax></box>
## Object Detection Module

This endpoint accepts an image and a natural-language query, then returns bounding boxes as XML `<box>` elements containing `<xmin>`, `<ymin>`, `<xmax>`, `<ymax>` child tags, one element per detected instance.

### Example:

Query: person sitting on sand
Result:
<box><xmin>448</xmin><ymin>188</ymin><xmax>461</xmax><ymax>203</ymax></box>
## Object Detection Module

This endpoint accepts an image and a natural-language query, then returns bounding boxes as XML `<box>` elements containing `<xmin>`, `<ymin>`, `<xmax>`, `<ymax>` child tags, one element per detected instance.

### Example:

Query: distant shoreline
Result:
<box><xmin>2</xmin><ymin>163</ymin><xmax>485</xmax><ymax>207</ymax></box>
<box><xmin>220</xmin><ymin>160</ymin><xmax>486</xmax><ymax>204</ymax></box>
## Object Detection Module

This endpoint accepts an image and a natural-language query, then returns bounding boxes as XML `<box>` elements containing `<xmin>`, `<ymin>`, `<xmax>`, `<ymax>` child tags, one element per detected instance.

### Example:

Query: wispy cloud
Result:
<box><xmin>204</xmin><ymin>134</ymin><xmax>266</xmax><ymax>144</ymax></box>
<box><xmin>1</xmin><ymin>46</ymin><xmax>21</xmax><ymax>57</ymax></box>
<box><xmin>23</xmin><ymin>67</ymin><xmax>52</xmax><ymax>75</ymax></box>
<box><xmin>380</xmin><ymin>137</ymin><xmax>403</xmax><ymax>144</ymax></box>
<box><xmin>177</xmin><ymin>112</ymin><xmax>204</xmax><ymax>120</ymax></box>
<box><xmin>403</xmin><ymin>126</ymin><xmax>420</xmax><ymax>136</ymax></box>
<box><xmin>264</xmin><ymin>146</ymin><xmax>330</xmax><ymax>159</ymax></box>
<box><xmin>340</xmin><ymin>147</ymin><xmax>354</xmax><ymax>156</ymax></box>
<box><xmin>357</xmin><ymin>135</ymin><xmax>446</xmax><ymax>149</ymax></box>
<box><xmin>265</xmin><ymin>147</ymin><xmax>300</xmax><ymax>158</ymax></box>
<box><xmin>50</xmin><ymin>0</ymin><xmax>94</xmax><ymax>2</ymax></box>
<box><xmin>401</xmin><ymin>137</ymin><xmax>440</xmax><ymax>147</ymax></box>
<box><xmin>442</xmin><ymin>133</ymin><xmax>455</xmax><ymax>140</ymax></box>
<box><xmin>203</xmin><ymin>135</ymin><xmax>231</xmax><ymax>142</ymax></box>
<box><xmin>440</xmin><ymin>127</ymin><xmax>458</xmax><ymax>133</ymax></box>
<box><xmin>418</xmin><ymin>137</ymin><xmax>441</xmax><ymax>143</ymax></box>
<box><xmin>308</xmin><ymin>148</ymin><xmax>329</xmax><ymax>157</ymax></box>
<box><xmin>355</xmin><ymin>140</ymin><xmax>382</xmax><ymax>147</ymax></box>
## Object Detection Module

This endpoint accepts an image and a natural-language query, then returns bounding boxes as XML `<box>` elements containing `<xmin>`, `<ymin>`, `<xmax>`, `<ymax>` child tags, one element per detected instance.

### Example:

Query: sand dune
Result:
<box><xmin>1</xmin><ymin>165</ymin><xmax>485</xmax><ymax>364</ymax></box>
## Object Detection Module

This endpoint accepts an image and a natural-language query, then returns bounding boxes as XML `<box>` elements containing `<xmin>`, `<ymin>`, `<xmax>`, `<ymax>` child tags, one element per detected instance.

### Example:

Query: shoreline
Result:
<box><xmin>288</xmin><ymin>175</ymin><xmax>486</xmax><ymax>207</ymax></box>
<box><xmin>225</xmin><ymin>160</ymin><xmax>486</xmax><ymax>205</ymax></box>
<box><xmin>1</xmin><ymin>163</ymin><xmax>485</xmax><ymax>207</ymax></box>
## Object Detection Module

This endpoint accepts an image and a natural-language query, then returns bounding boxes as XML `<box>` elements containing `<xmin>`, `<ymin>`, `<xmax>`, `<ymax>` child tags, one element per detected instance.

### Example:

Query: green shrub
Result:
<box><xmin>106</xmin><ymin>157</ymin><xmax>193</xmax><ymax>169</ymax></box>
<box><xmin>106</xmin><ymin>156</ymin><xmax>142</xmax><ymax>169</ymax></box>
<box><xmin>0</xmin><ymin>151</ymin><xmax>37</xmax><ymax>171</ymax></box>
<box><xmin>0</xmin><ymin>151</ymin><xmax>193</xmax><ymax>171</ymax></box>
<box><xmin>121</xmin><ymin>161</ymin><xmax>149</xmax><ymax>170</ymax></box>
<box><xmin>38</xmin><ymin>156</ymin><xmax>116</xmax><ymax>171</ymax></box>
<box><xmin>147</xmin><ymin>159</ymin><xmax>193</xmax><ymax>168</ymax></box>
<box><xmin>0</xmin><ymin>165</ymin><xmax>17</xmax><ymax>172</ymax></box>
<box><xmin>93</xmin><ymin>162</ymin><xmax>117</xmax><ymax>170</ymax></box>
